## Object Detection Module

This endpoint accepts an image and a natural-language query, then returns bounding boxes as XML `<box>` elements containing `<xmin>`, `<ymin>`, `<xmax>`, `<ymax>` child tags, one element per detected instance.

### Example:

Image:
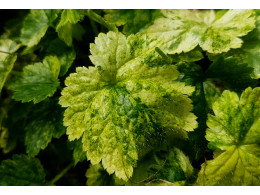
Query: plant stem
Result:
<box><xmin>90</xmin><ymin>20</ymin><xmax>99</xmax><ymax>36</ymax></box>
<box><xmin>87</xmin><ymin>9</ymin><xmax>118</xmax><ymax>32</ymax></box>
<box><xmin>49</xmin><ymin>163</ymin><xmax>74</xmax><ymax>185</ymax></box>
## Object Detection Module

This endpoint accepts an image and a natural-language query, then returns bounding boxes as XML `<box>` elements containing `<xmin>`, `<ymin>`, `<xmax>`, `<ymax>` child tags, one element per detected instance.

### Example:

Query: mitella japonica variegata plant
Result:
<box><xmin>0</xmin><ymin>9</ymin><xmax>259</xmax><ymax>186</ymax></box>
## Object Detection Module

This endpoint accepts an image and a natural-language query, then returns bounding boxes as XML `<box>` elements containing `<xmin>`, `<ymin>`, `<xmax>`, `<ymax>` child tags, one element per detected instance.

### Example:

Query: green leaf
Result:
<box><xmin>0</xmin><ymin>127</ymin><xmax>15</xmax><ymax>154</ymax></box>
<box><xmin>86</xmin><ymin>10</ymin><xmax>118</xmax><ymax>32</ymax></box>
<box><xmin>56</xmin><ymin>9</ymin><xmax>87</xmax><ymax>46</ymax></box>
<box><xmin>127</xmin><ymin>148</ymin><xmax>193</xmax><ymax>186</ymax></box>
<box><xmin>59</xmin><ymin>32</ymin><xmax>197</xmax><ymax>181</ymax></box>
<box><xmin>69</xmin><ymin>138</ymin><xmax>87</xmax><ymax>165</ymax></box>
<box><xmin>0</xmin><ymin>101</ymin><xmax>32</xmax><ymax>154</ymax></box>
<box><xmin>176</xmin><ymin>62</ymin><xmax>209</xmax><ymax>161</ymax></box>
<box><xmin>243</xmin><ymin>45</ymin><xmax>260</xmax><ymax>79</ymax></box>
<box><xmin>186</xmin><ymin>82</ymin><xmax>209</xmax><ymax>161</ymax></box>
<box><xmin>8</xmin><ymin>56</ymin><xmax>60</xmax><ymax>103</ymax></box>
<box><xmin>46</xmin><ymin>38</ymin><xmax>76</xmax><ymax>76</ymax></box>
<box><xmin>20</xmin><ymin>10</ymin><xmax>60</xmax><ymax>47</ymax></box>
<box><xmin>0</xmin><ymin>154</ymin><xmax>46</xmax><ymax>185</ymax></box>
<box><xmin>85</xmin><ymin>148</ymin><xmax>193</xmax><ymax>186</ymax></box>
<box><xmin>25</xmin><ymin>99</ymin><xmax>65</xmax><ymax>156</ymax></box>
<box><xmin>196</xmin><ymin>87</ymin><xmax>260</xmax><ymax>185</ymax></box>
<box><xmin>0</xmin><ymin>104</ymin><xmax>9</xmax><ymax>153</ymax></box>
<box><xmin>86</xmin><ymin>164</ymin><xmax>115</xmax><ymax>186</ymax></box>
<box><xmin>148</xmin><ymin>9</ymin><xmax>255</xmax><ymax>54</ymax></box>
<box><xmin>205</xmin><ymin>56</ymin><xmax>257</xmax><ymax>92</ymax></box>
<box><xmin>203</xmin><ymin>81</ymin><xmax>222</xmax><ymax>109</ymax></box>
<box><xmin>104</xmin><ymin>9</ymin><xmax>162</xmax><ymax>35</ymax></box>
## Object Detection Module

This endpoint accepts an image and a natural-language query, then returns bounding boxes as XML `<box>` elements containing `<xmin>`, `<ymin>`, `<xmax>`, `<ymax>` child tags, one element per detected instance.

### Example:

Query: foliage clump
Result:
<box><xmin>0</xmin><ymin>9</ymin><xmax>259</xmax><ymax>186</ymax></box>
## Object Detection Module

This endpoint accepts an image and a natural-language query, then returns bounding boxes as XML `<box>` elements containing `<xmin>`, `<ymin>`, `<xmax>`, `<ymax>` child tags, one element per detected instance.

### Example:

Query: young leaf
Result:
<box><xmin>148</xmin><ymin>9</ymin><xmax>255</xmax><ymax>54</ymax></box>
<box><xmin>0</xmin><ymin>155</ymin><xmax>46</xmax><ymax>186</ymax></box>
<box><xmin>25</xmin><ymin>99</ymin><xmax>65</xmax><ymax>156</ymax></box>
<box><xmin>8</xmin><ymin>56</ymin><xmax>60</xmax><ymax>103</ymax></box>
<box><xmin>196</xmin><ymin>87</ymin><xmax>260</xmax><ymax>185</ymax></box>
<box><xmin>20</xmin><ymin>10</ymin><xmax>60</xmax><ymax>47</ymax></box>
<box><xmin>59</xmin><ymin>32</ymin><xmax>197</xmax><ymax>181</ymax></box>
<box><xmin>56</xmin><ymin>9</ymin><xmax>87</xmax><ymax>46</ymax></box>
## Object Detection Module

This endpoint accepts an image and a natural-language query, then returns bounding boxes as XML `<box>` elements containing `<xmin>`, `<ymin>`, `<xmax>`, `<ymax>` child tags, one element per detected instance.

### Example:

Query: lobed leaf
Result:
<box><xmin>0</xmin><ymin>155</ymin><xmax>46</xmax><ymax>186</ymax></box>
<box><xmin>148</xmin><ymin>9</ymin><xmax>255</xmax><ymax>54</ymax></box>
<box><xmin>8</xmin><ymin>56</ymin><xmax>60</xmax><ymax>103</ymax></box>
<box><xmin>196</xmin><ymin>87</ymin><xmax>260</xmax><ymax>185</ymax></box>
<box><xmin>59</xmin><ymin>31</ymin><xmax>197</xmax><ymax>180</ymax></box>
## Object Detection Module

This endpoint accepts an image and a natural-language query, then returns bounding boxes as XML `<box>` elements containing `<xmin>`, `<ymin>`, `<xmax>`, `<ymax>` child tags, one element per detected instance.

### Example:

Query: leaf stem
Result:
<box><xmin>155</xmin><ymin>47</ymin><xmax>171</xmax><ymax>62</ymax></box>
<box><xmin>49</xmin><ymin>162</ymin><xmax>74</xmax><ymax>185</ymax></box>
<box><xmin>0</xmin><ymin>50</ymin><xmax>14</xmax><ymax>55</ymax></box>
<box><xmin>87</xmin><ymin>10</ymin><xmax>118</xmax><ymax>32</ymax></box>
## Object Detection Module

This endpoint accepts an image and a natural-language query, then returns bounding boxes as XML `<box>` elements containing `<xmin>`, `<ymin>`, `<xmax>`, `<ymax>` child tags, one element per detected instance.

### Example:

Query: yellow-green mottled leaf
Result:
<box><xmin>148</xmin><ymin>9</ymin><xmax>255</xmax><ymax>54</ymax></box>
<box><xmin>0</xmin><ymin>155</ymin><xmax>46</xmax><ymax>186</ymax></box>
<box><xmin>0</xmin><ymin>36</ymin><xmax>20</xmax><ymax>93</ymax></box>
<box><xmin>59</xmin><ymin>32</ymin><xmax>197</xmax><ymax>181</ymax></box>
<box><xmin>0</xmin><ymin>55</ymin><xmax>17</xmax><ymax>94</ymax></box>
<box><xmin>8</xmin><ymin>56</ymin><xmax>60</xmax><ymax>104</ymax></box>
<box><xmin>0</xmin><ymin>38</ymin><xmax>20</xmax><ymax>62</ymax></box>
<box><xmin>196</xmin><ymin>87</ymin><xmax>260</xmax><ymax>185</ymax></box>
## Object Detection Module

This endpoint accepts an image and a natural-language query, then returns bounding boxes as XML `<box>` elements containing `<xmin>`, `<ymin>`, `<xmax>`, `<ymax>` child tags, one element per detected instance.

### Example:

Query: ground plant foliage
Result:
<box><xmin>0</xmin><ymin>9</ymin><xmax>259</xmax><ymax>186</ymax></box>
